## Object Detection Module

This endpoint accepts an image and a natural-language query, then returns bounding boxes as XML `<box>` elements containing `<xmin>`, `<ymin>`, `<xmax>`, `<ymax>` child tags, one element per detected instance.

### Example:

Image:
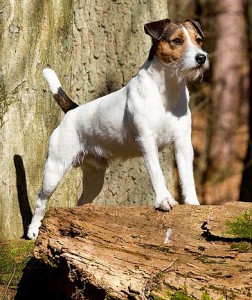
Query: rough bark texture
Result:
<box><xmin>34</xmin><ymin>202</ymin><xmax>252</xmax><ymax>300</ymax></box>
<box><xmin>0</xmin><ymin>0</ymin><xmax>76</xmax><ymax>240</ymax></box>
<box><xmin>0</xmin><ymin>1</ymin><xmax>173</xmax><ymax>240</ymax></box>
<box><xmin>71</xmin><ymin>0</ymin><xmax>173</xmax><ymax>208</ymax></box>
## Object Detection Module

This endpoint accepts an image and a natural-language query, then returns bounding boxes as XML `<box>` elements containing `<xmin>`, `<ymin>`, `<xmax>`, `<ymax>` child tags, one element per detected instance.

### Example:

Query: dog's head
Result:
<box><xmin>144</xmin><ymin>19</ymin><xmax>209</xmax><ymax>81</ymax></box>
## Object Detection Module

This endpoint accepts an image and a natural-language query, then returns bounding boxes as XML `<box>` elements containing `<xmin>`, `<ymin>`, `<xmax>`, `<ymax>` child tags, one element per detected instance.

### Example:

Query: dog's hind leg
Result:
<box><xmin>27</xmin><ymin>125</ymin><xmax>79</xmax><ymax>240</ymax></box>
<box><xmin>77</xmin><ymin>157</ymin><xmax>107</xmax><ymax>205</ymax></box>
<box><xmin>27</xmin><ymin>154</ymin><xmax>73</xmax><ymax>240</ymax></box>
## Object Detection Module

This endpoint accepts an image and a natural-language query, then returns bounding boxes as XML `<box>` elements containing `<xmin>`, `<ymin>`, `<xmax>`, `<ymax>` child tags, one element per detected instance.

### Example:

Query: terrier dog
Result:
<box><xmin>28</xmin><ymin>19</ymin><xmax>209</xmax><ymax>240</ymax></box>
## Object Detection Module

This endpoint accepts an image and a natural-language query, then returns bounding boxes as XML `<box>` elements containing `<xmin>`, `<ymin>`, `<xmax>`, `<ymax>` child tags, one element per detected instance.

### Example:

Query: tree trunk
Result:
<box><xmin>205</xmin><ymin>0</ymin><xmax>249</xmax><ymax>202</ymax></box>
<box><xmin>240</xmin><ymin>0</ymin><xmax>252</xmax><ymax>202</ymax></box>
<box><xmin>32</xmin><ymin>202</ymin><xmax>252</xmax><ymax>300</ymax></box>
<box><xmin>0</xmin><ymin>1</ymin><xmax>173</xmax><ymax>240</ymax></box>
<box><xmin>71</xmin><ymin>0</ymin><xmax>173</xmax><ymax>208</ymax></box>
<box><xmin>0</xmin><ymin>0</ymin><xmax>75</xmax><ymax>240</ymax></box>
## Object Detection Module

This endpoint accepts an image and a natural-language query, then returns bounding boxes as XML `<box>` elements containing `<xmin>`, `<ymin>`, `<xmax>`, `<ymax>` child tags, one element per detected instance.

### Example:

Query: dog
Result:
<box><xmin>28</xmin><ymin>18</ymin><xmax>209</xmax><ymax>240</ymax></box>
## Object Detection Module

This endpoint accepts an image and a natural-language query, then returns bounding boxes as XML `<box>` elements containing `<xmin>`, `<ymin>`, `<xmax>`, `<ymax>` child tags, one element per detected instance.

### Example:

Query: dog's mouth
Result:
<box><xmin>195</xmin><ymin>63</ymin><xmax>209</xmax><ymax>70</ymax></box>
<box><xmin>190</xmin><ymin>65</ymin><xmax>205</xmax><ymax>73</ymax></box>
<box><xmin>168</xmin><ymin>56</ymin><xmax>209</xmax><ymax>82</ymax></box>
<box><xmin>183</xmin><ymin>65</ymin><xmax>208</xmax><ymax>82</ymax></box>
<box><xmin>193</xmin><ymin>65</ymin><xmax>204</xmax><ymax>70</ymax></box>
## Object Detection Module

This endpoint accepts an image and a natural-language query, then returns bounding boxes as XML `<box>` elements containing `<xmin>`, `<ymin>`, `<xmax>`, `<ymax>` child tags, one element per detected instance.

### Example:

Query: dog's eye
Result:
<box><xmin>171</xmin><ymin>38</ymin><xmax>183</xmax><ymax>45</ymax></box>
<box><xmin>196</xmin><ymin>37</ymin><xmax>203</xmax><ymax>44</ymax></box>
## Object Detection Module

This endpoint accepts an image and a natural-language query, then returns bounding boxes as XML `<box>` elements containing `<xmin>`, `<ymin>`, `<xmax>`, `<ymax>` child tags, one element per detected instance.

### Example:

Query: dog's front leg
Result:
<box><xmin>138</xmin><ymin>136</ymin><xmax>178</xmax><ymax>211</ymax></box>
<box><xmin>175</xmin><ymin>137</ymin><xmax>200</xmax><ymax>205</ymax></box>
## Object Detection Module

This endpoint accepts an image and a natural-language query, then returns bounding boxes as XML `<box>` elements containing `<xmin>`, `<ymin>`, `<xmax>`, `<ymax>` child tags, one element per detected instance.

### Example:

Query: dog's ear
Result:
<box><xmin>185</xmin><ymin>19</ymin><xmax>205</xmax><ymax>39</ymax></box>
<box><xmin>144</xmin><ymin>19</ymin><xmax>171</xmax><ymax>41</ymax></box>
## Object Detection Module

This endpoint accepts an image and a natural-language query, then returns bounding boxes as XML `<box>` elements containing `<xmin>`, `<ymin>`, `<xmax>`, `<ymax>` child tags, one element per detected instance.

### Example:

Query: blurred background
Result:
<box><xmin>169</xmin><ymin>0</ymin><xmax>251</xmax><ymax>205</ymax></box>
<box><xmin>0</xmin><ymin>0</ymin><xmax>251</xmax><ymax>239</ymax></box>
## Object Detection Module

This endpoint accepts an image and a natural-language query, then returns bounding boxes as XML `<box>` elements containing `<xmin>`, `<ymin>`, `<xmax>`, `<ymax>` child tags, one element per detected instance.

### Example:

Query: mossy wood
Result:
<box><xmin>34</xmin><ymin>202</ymin><xmax>252</xmax><ymax>300</ymax></box>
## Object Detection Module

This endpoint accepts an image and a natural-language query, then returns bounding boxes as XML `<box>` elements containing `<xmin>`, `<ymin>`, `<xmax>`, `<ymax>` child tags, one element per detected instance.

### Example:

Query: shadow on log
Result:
<box><xmin>33</xmin><ymin>202</ymin><xmax>252</xmax><ymax>300</ymax></box>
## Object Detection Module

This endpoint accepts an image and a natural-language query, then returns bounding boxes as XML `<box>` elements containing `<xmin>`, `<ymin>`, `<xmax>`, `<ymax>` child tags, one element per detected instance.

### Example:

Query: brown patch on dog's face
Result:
<box><xmin>155</xmin><ymin>21</ymin><xmax>204</xmax><ymax>64</ymax></box>
<box><xmin>156</xmin><ymin>24</ymin><xmax>186</xmax><ymax>64</ymax></box>
<box><xmin>183</xmin><ymin>21</ymin><xmax>204</xmax><ymax>47</ymax></box>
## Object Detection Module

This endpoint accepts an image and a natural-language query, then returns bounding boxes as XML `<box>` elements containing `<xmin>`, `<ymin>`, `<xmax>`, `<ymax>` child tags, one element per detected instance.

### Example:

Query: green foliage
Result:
<box><xmin>226</xmin><ymin>209</ymin><xmax>252</xmax><ymax>239</ymax></box>
<box><xmin>170</xmin><ymin>286</ymin><xmax>195</xmax><ymax>300</ymax></box>
<box><xmin>201</xmin><ymin>290</ymin><xmax>212</xmax><ymax>300</ymax></box>
<box><xmin>150</xmin><ymin>287</ymin><xmax>216</xmax><ymax>300</ymax></box>
<box><xmin>166</xmin><ymin>287</ymin><xmax>224</xmax><ymax>300</ymax></box>
<box><xmin>230</xmin><ymin>242</ymin><xmax>251</xmax><ymax>253</ymax></box>
<box><xmin>149</xmin><ymin>292</ymin><xmax>168</xmax><ymax>300</ymax></box>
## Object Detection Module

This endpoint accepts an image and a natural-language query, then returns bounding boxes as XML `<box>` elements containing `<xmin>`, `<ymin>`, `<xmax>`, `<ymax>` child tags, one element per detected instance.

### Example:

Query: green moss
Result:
<box><xmin>149</xmin><ymin>283</ymin><xmax>229</xmax><ymax>300</ymax></box>
<box><xmin>226</xmin><ymin>209</ymin><xmax>252</xmax><ymax>239</ymax></box>
<box><xmin>230</xmin><ymin>242</ymin><xmax>251</xmax><ymax>253</ymax></box>
<box><xmin>201</xmin><ymin>290</ymin><xmax>212</xmax><ymax>300</ymax></box>
<box><xmin>39</xmin><ymin>253</ymin><xmax>58</xmax><ymax>268</ymax></box>
<box><xmin>151</xmin><ymin>270</ymin><xmax>165</xmax><ymax>293</ymax></box>
<box><xmin>170</xmin><ymin>286</ymin><xmax>195</xmax><ymax>300</ymax></box>
<box><xmin>0</xmin><ymin>240</ymin><xmax>34</xmax><ymax>287</ymax></box>
<box><xmin>149</xmin><ymin>292</ymin><xmax>168</xmax><ymax>300</ymax></box>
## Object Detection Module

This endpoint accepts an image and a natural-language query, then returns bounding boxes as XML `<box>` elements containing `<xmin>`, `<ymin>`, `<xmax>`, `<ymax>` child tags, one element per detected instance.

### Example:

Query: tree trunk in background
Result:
<box><xmin>205</xmin><ymin>0</ymin><xmax>249</xmax><ymax>204</ymax></box>
<box><xmin>168</xmin><ymin>0</ymin><xmax>250</xmax><ymax>205</ymax></box>
<box><xmin>0</xmin><ymin>0</ymin><xmax>76</xmax><ymax>240</ymax></box>
<box><xmin>168</xmin><ymin>0</ymin><xmax>198</xmax><ymax>21</ymax></box>
<box><xmin>71</xmin><ymin>1</ymin><xmax>173</xmax><ymax>207</ymax></box>
<box><xmin>0</xmin><ymin>1</ymin><xmax>172</xmax><ymax>240</ymax></box>
<box><xmin>240</xmin><ymin>0</ymin><xmax>252</xmax><ymax>202</ymax></box>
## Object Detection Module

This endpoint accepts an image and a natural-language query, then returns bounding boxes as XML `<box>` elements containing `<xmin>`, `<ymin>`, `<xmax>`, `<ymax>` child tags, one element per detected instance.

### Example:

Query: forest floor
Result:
<box><xmin>0</xmin><ymin>240</ymin><xmax>34</xmax><ymax>300</ymax></box>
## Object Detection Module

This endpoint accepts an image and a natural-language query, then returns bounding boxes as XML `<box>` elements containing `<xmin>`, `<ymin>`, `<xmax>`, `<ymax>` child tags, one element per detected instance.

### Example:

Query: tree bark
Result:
<box><xmin>0</xmin><ymin>0</ymin><xmax>75</xmax><ymax>240</ymax></box>
<box><xmin>240</xmin><ymin>0</ymin><xmax>252</xmax><ymax>202</ymax></box>
<box><xmin>71</xmin><ymin>0</ymin><xmax>173</xmax><ymax>208</ymax></box>
<box><xmin>34</xmin><ymin>202</ymin><xmax>252</xmax><ymax>300</ymax></box>
<box><xmin>0</xmin><ymin>1</ymin><xmax>173</xmax><ymax>240</ymax></box>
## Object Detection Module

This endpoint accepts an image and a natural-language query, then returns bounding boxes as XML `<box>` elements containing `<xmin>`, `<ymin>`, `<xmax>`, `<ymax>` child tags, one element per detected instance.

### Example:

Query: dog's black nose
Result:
<box><xmin>195</xmin><ymin>54</ymin><xmax>206</xmax><ymax>66</ymax></box>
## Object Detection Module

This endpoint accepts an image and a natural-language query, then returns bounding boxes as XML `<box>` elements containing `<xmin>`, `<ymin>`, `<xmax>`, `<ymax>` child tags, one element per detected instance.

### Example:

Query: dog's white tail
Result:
<box><xmin>42</xmin><ymin>68</ymin><xmax>78</xmax><ymax>113</ymax></box>
<box><xmin>43</xmin><ymin>68</ymin><xmax>62</xmax><ymax>95</ymax></box>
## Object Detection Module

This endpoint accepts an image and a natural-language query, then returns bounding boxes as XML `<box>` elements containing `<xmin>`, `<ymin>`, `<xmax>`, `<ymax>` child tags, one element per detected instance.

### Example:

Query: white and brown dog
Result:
<box><xmin>28</xmin><ymin>19</ymin><xmax>209</xmax><ymax>239</ymax></box>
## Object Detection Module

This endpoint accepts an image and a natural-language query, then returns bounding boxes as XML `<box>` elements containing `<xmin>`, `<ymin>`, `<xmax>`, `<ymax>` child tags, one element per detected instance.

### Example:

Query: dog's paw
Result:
<box><xmin>27</xmin><ymin>223</ymin><xmax>40</xmax><ymax>240</ymax></box>
<box><xmin>184</xmin><ymin>198</ymin><xmax>200</xmax><ymax>205</ymax></box>
<box><xmin>155</xmin><ymin>197</ymin><xmax>178</xmax><ymax>212</ymax></box>
<box><xmin>168</xmin><ymin>198</ymin><xmax>179</xmax><ymax>208</ymax></box>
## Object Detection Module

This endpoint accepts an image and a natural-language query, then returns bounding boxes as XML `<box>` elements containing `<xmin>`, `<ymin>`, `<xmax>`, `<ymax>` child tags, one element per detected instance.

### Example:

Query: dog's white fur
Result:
<box><xmin>43</xmin><ymin>68</ymin><xmax>61</xmax><ymax>94</ymax></box>
<box><xmin>28</xmin><ymin>24</ymin><xmax>209</xmax><ymax>240</ymax></box>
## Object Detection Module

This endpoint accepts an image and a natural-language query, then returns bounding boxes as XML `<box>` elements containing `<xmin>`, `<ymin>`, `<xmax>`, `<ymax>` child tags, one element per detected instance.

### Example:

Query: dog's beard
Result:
<box><xmin>169</xmin><ymin>60</ymin><xmax>207</xmax><ymax>82</ymax></box>
<box><xmin>169</xmin><ymin>55</ymin><xmax>209</xmax><ymax>83</ymax></box>
<box><xmin>183</xmin><ymin>66</ymin><xmax>205</xmax><ymax>82</ymax></box>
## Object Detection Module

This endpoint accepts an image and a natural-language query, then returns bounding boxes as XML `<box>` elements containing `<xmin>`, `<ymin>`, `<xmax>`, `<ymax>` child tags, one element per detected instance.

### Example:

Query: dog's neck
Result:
<box><xmin>142</xmin><ymin>54</ymin><xmax>189</xmax><ymax>115</ymax></box>
<box><xmin>146</xmin><ymin>55</ymin><xmax>185</xmax><ymax>86</ymax></box>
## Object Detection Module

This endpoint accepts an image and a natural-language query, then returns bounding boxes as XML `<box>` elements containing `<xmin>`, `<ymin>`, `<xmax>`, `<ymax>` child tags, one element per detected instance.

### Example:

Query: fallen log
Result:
<box><xmin>34</xmin><ymin>202</ymin><xmax>252</xmax><ymax>300</ymax></box>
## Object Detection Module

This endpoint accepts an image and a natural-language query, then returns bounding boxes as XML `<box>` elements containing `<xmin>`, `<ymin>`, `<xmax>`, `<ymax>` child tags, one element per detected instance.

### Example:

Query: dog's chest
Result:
<box><xmin>153</xmin><ymin>109</ymin><xmax>187</xmax><ymax>149</ymax></box>
<box><xmin>129</xmin><ymin>76</ymin><xmax>190</xmax><ymax>145</ymax></box>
